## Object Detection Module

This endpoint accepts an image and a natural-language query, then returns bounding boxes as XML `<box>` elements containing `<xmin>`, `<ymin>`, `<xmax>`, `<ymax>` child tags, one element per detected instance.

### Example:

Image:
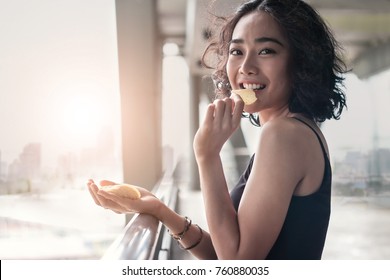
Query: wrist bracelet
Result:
<box><xmin>179</xmin><ymin>224</ymin><xmax>203</xmax><ymax>251</ymax></box>
<box><xmin>168</xmin><ymin>216</ymin><xmax>192</xmax><ymax>241</ymax></box>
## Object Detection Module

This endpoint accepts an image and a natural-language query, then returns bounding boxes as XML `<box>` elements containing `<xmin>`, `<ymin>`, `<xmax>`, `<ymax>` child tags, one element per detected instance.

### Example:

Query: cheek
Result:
<box><xmin>225</xmin><ymin>61</ymin><xmax>234</xmax><ymax>82</ymax></box>
<box><xmin>280</xmin><ymin>64</ymin><xmax>292</xmax><ymax>91</ymax></box>
<box><xmin>264</xmin><ymin>62</ymin><xmax>292</xmax><ymax>98</ymax></box>
<box><xmin>275</xmin><ymin>74</ymin><xmax>292</xmax><ymax>96</ymax></box>
<box><xmin>267</xmin><ymin>62</ymin><xmax>291</xmax><ymax>86</ymax></box>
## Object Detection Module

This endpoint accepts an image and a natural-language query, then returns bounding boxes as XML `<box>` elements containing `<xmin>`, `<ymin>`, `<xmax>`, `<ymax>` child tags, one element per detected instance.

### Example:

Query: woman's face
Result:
<box><xmin>226</xmin><ymin>11</ymin><xmax>292</xmax><ymax>115</ymax></box>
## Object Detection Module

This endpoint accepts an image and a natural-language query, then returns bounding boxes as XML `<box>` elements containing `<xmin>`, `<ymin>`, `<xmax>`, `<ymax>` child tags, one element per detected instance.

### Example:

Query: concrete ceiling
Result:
<box><xmin>157</xmin><ymin>0</ymin><xmax>390</xmax><ymax>78</ymax></box>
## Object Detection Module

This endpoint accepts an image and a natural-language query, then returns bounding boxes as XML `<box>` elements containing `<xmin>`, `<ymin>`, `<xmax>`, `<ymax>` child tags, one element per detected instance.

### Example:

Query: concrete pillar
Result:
<box><xmin>354</xmin><ymin>40</ymin><xmax>390</xmax><ymax>79</ymax></box>
<box><xmin>115</xmin><ymin>0</ymin><xmax>162</xmax><ymax>190</ymax></box>
<box><xmin>189</xmin><ymin>74</ymin><xmax>201</xmax><ymax>190</ymax></box>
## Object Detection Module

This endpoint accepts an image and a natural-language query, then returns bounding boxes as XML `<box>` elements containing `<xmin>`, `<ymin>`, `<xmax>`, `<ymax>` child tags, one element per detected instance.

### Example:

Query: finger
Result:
<box><xmin>96</xmin><ymin>191</ymin><xmax>128</xmax><ymax>213</ymax></box>
<box><xmin>223</xmin><ymin>98</ymin><xmax>233</xmax><ymax>118</ymax></box>
<box><xmin>98</xmin><ymin>189</ymin><xmax>138</xmax><ymax>213</ymax></box>
<box><xmin>88</xmin><ymin>180</ymin><xmax>128</xmax><ymax>213</ymax></box>
<box><xmin>100</xmin><ymin>180</ymin><xmax>117</xmax><ymax>186</ymax></box>
<box><xmin>213</xmin><ymin>99</ymin><xmax>226</xmax><ymax>123</ymax></box>
<box><xmin>231</xmin><ymin>95</ymin><xmax>245</xmax><ymax>126</ymax></box>
<box><xmin>231</xmin><ymin>93</ymin><xmax>244</xmax><ymax>109</ymax></box>
<box><xmin>203</xmin><ymin>103</ymin><xmax>215</xmax><ymax>125</ymax></box>
<box><xmin>87</xmin><ymin>180</ymin><xmax>102</xmax><ymax>206</ymax></box>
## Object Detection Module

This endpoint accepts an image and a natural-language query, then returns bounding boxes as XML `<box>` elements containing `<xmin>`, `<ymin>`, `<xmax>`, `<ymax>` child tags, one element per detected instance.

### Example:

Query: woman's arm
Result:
<box><xmin>194</xmin><ymin>99</ymin><xmax>305</xmax><ymax>259</ymax></box>
<box><xmin>193</xmin><ymin>97</ymin><xmax>245</xmax><ymax>259</ymax></box>
<box><xmin>87</xmin><ymin>179</ymin><xmax>217</xmax><ymax>259</ymax></box>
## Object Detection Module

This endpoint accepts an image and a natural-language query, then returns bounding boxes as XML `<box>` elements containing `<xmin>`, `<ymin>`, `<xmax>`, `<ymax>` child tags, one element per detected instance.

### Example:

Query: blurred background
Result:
<box><xmin>0</xmin><ymin>0</ymin><xmax>389</xmax><ymax>259</ymax></box>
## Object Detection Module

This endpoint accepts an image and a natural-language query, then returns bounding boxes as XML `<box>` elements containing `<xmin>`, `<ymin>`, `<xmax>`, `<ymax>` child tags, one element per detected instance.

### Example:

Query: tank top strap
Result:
<box><xmin>291</xmin><ymin>117</ymin><xmax>328</xmax><ymax>158</ymax></box>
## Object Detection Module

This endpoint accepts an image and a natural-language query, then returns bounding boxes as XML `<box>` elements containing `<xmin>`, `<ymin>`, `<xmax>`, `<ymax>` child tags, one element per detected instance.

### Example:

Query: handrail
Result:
<box><xmin>101</xmin><ymin>174</ymin><xmax>178</xmax><ymax>260</ymax></box>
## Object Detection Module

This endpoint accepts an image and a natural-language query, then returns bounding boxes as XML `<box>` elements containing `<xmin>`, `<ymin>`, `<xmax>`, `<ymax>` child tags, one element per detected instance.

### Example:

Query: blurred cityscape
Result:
<box><xmin>332</xmin><ymin>148</ymin><xmax>390</xmax><ymax>199</ymax></box>
<box><xmin>0</xmin><ymin>126</ymin><xmax>121</xmax><ymax>195</ymax></box>
<box><xmin>2</xmin><ymin>141</ymin><xmax>390</xmax><ymax>199</ymax></box>
<box><xmin>0</xmin><ymin>128</ymin><xmax>125</xmax><ymax>260</ymax></box>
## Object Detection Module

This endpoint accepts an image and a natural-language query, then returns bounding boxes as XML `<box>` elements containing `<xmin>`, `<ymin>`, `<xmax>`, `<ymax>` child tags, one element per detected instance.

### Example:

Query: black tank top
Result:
<box><xmin>230</xmin><ymin>118</ymin><xmax>332</xmax><ymax>259</ymax></box>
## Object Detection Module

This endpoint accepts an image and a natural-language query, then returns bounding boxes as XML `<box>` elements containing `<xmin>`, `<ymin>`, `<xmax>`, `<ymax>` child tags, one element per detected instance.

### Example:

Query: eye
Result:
<box><xmin>229</xmin><ymin>49</ymin><xmax>242</xmax><ymax>56</ymax></box>
<box><xmin>259</xmin><ymin>48</ymin><xmax>276</xmax><ymax>55</ymax></box>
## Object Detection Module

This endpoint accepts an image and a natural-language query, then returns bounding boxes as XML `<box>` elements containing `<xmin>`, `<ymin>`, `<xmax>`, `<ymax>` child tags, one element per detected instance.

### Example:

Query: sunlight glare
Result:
<box><xmin>61</xmin><ymin>92</ymin><xmax>105</xmax><ymax>143</ymax></box>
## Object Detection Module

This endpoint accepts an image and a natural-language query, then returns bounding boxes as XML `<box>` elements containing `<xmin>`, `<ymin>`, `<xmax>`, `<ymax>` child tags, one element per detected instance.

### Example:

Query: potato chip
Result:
<box><xmin>231</xmin><ymin>89</ymin><xmax>257</xmax><ymax>105</ymax></box>
<box><xmin>101</xmin><ymin>184</ymin><xmax>141</xmax><ymax>199</ymax></box>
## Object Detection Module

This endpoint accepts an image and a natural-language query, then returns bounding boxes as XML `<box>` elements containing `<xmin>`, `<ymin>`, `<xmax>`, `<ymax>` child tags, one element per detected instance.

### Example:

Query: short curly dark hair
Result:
<box><xmin>202</xmin><ymin>0</ymin><xmax>347</xmax><ymax>125</ymax></box>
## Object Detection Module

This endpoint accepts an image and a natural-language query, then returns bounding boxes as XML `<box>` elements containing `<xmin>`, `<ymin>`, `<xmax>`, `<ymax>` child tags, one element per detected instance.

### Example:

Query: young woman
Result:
<box><xmin>87</xmin><ymin>0</ymin><xmax>347</xmax><ymax>260</ymax></box>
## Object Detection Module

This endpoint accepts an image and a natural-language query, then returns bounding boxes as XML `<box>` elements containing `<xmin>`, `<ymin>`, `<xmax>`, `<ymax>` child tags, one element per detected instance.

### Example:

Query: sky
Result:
<box><xmin>0</xmin><ymin>0</ymin><xmax>121</xmax><ymax>168</ymax></box>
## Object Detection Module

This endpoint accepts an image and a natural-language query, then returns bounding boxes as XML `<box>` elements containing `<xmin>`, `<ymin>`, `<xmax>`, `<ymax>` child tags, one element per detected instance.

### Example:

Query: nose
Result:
<box><xmin>239</xmin><ymin>53</ymin><xmax>258</xmax><ymax>75</ymax></box>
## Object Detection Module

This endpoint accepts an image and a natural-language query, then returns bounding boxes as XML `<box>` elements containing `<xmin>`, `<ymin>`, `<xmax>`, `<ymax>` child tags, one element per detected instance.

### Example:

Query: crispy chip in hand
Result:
<box><xmin>100</xmin><ymin>183</ymin><xmax>141</xmax><ymax>199</ymax></box>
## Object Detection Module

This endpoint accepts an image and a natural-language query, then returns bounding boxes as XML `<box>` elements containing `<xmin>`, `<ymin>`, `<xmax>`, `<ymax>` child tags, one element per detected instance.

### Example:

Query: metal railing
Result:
<box><xmin>101</xmin><ymin>175</ymin><xmax>179</xmax><ymax>260</ymax></box>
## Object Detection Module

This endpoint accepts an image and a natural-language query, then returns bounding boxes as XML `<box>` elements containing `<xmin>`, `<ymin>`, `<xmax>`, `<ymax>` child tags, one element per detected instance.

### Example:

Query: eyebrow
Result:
<box><xmin>230</xmin><ymin>37</ymin><xmax>285</xmax><ymax>47</ymax></box>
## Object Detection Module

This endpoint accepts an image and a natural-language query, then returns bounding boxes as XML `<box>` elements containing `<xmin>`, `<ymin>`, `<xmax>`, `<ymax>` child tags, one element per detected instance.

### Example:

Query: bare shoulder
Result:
<box><xmin>258</xmin><ymin>117</ymin><xmax>308</xmax><ymax>149</ymax></box>
<box><xmin>253</xmin><ymin>116</ymin><xmax>328</xmax><ymax>196</ymax></box>
<box><xmin>264</xmin><ymin>117</ymin><xmax>310</xmax><ymax>135</ymax></box>
<box><xmin>251</xmin><ymin>117</ymin><xmax>310</xmax><ymax>185</ymax></box>
<box><xmin>253</xmin><ymin>117</ymin><xmax>318</xmax><ymax>184</ymax></box>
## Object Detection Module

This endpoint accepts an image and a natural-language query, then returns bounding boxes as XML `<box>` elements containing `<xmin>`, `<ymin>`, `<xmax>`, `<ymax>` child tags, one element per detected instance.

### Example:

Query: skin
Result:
<box><xmin>226</xmin><ymin>10</ymin><xmax>292</xmax><ymax>119</ymax></box>
<box><xmin>87</xmin><ymin>11</ymin><xmax>329</xmax><ymax>260</ymax></box>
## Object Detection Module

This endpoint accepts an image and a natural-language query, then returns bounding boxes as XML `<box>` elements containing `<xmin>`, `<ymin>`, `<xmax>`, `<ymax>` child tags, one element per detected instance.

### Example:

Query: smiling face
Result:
<box><xmin>226</xmin><ymin>11</ymin><xmax>292</xmax><ymax>118</ymax></box>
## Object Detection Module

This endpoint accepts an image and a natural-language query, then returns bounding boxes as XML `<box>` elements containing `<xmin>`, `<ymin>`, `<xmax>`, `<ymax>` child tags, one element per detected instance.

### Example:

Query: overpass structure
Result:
<box><xmin>115</xmin><ymin>0</ymin><xmax>390</xmax><ymax>192</ymax></box>
<box><xmin>105</xmin><ymin>0</ymin><xmax>390</xmax><ymax>261</ymax></box>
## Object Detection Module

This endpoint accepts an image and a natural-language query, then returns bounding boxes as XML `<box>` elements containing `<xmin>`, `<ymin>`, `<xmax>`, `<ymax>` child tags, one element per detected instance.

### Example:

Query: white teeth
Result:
<box><xmin>243</xmin><ymin>83</ymin><xmax>265</xmax><ymax>90</ymax></box>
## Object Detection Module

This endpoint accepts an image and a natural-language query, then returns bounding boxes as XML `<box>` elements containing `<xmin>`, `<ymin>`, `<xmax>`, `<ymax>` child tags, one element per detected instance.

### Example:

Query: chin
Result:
<box><xmin>243</xmin><ymin>103</ymin><xmax>261</xmax><ymax>114</ymax></box>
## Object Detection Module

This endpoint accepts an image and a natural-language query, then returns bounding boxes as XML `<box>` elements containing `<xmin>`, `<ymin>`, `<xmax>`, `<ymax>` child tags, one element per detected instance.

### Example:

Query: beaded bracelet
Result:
<box><xmin>179</xmin><ymin>224</ymin><xmax>203</xmax><ymax>251</ymax></box>
<box><xmin>168</xmin><ymin>216</ymin><xmax>192</xmax><ymax>241</ymax></box>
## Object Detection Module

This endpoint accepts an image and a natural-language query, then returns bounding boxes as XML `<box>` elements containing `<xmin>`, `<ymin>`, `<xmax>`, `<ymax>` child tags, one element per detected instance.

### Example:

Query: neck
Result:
<box><xmin>258</xmin><ymin>106</ymin><xmax>292</xmax><ymax>125</ymax></box>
